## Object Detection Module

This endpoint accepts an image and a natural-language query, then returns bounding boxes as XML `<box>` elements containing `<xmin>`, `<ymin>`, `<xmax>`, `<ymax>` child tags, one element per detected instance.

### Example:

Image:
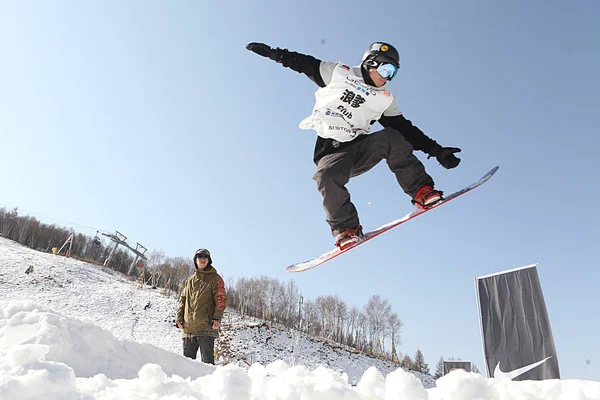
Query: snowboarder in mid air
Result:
<box><xmin>246</xmin><ymin>41</ymin><xmax>461</xmax><ymax>250</ymax></box>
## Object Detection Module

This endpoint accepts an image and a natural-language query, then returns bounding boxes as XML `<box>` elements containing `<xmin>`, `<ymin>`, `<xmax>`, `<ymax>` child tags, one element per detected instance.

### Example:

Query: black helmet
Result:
<box><xmin>362</xmin><ymin>42</ymin><xmax>400</xmax><ymax>68</ymax></box>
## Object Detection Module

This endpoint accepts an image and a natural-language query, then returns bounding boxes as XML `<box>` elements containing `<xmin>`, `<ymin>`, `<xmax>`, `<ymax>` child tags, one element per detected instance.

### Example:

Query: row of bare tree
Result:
<box><xmin>0</xmin><ymin>208</ymin><xmax>200</xmax><ymax>293</ymax></box>
<box><xmin>226</xmin><ymin>276</ymin><xmax>406</xmax><ymax>363</ymax></box>
<box><xmin>142</xmin><ymin>250</ymin><xmax>195</xmax><ymax>292</ymax></box>
<box><xmin>0</xmin><ymin>207</ymin><xmax>132</xmax><ymax>274</ymax></box>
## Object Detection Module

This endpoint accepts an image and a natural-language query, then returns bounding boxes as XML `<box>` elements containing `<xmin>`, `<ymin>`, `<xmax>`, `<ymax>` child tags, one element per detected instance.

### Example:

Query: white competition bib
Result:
<box><xmin>299</xmin><ymin>63</ymin><xmax>394</xmax><ymax>142</ymax></box>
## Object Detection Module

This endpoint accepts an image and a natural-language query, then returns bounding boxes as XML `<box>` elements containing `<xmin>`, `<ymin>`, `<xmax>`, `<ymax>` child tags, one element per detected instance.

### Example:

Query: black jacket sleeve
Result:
<box><xmin>272</xmin><ymin>48</ymin><xmax>326</xmax><ymax>88</ymax></box>
<box><xmin>378</xmin><ymin>114</ymin><xmax>440</xmax><ymax>154</ymax></box>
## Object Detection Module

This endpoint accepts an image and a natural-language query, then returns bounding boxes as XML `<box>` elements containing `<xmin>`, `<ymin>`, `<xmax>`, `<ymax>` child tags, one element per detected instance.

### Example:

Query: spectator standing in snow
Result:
<box><xmin>176</xmin><ymin>248</ymin><xmax>226</xmax><ymax>364</ymax></box>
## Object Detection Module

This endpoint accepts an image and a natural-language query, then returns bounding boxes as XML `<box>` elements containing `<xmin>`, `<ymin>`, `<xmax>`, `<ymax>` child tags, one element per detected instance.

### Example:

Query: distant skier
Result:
<box><xmin>246</xmin><ymin>42</ymin><xmax>461</xmax><ymax>249</ymax></box>
<box><xmin>176</xmin><ymin>248</ymin><xmax>227</xmax><ymax>364</ymax></box>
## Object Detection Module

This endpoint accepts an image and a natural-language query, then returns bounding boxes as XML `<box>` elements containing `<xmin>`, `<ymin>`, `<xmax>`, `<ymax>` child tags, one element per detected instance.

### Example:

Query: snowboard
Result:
<box><xmin>286</xmin><ymin>166</ymin><xmax>499</xmax><ymax>273</ymax></box>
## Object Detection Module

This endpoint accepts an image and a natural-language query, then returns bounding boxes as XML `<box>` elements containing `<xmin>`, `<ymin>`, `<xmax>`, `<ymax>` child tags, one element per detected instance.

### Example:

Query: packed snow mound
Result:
<box><xmin>2</xmin><ymin>303</ymin><xmax>600</xmax><ymax>399</ymax></box>
<box><xmin>0</xmin><ymin>301</ymin><xmax>213</xmax><ymax>380</ymax></box>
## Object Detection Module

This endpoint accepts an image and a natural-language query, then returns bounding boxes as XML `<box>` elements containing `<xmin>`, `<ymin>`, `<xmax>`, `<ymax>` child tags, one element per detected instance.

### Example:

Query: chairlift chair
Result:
<box><xmin>92</xmin><ymin>231</ymin><xmax>101</xmax><ymax>246</ymax></box>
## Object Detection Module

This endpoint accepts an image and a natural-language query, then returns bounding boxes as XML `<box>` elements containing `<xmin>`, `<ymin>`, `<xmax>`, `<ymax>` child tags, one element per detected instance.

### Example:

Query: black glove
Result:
<box><xmin>246</xmin><ymin>42</ymin><xmax>279</xmax><ymax>61</ymax></box>
<box><xmin>429</xmin><ymin>144</ymin><xmax>461</xmax><ymax>169</ymax></box>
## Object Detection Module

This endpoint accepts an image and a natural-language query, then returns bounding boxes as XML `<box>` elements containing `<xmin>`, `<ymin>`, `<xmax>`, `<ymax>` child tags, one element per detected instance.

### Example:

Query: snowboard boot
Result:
<box><xmin>412</xmin><ymin>185</ymin><xmax>443</xmax><ymax>210</ymax></box>
<box><xmin>335</xmin><ymin>225</ymin><xmax>364</xmax><ymax>250</ymax></box>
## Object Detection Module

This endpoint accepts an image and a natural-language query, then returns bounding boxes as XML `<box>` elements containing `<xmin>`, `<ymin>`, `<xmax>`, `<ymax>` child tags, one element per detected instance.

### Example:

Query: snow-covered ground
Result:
<box><xmin>219</xmin><ymin>313</ymin><xmax>435</xmax><ymax>387</ymax></box>
<box><xmin>0</xmin><ymin>236</ymin><xmax>427</xmax><ymax>385</ymax></box>
<box><xmin>1</xmin><ymin>236</ymin><xmax>599</xmax><ymax>399</ymax></box>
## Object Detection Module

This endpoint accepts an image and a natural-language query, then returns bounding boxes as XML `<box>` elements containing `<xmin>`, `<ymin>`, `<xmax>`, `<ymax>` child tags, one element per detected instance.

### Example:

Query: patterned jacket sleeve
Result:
<box><xmin>212</xmin><ymin>275</ymin><xmax>227</xmax><ymax>322</ymax></box>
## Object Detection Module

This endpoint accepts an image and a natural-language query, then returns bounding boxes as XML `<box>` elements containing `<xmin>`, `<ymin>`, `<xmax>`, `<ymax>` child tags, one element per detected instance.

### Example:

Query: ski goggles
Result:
<box><xmin>364</xmin><ymin>59</ymin><xmax>399</xmax><ymax>80</ymax></box>
<box><xmin>195</xmin><ymin>254</ymin><xmax>210</xmax><ymax>260</ymax></box>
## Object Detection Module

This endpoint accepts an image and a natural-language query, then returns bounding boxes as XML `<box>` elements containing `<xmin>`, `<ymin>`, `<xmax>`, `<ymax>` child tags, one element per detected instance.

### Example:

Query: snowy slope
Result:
<box><xmin>1</xmin><ymin>236</ymin><xmax>599</xmax><ymax>400</ymax></box>
<box><xmin>219</xmin><ymin>314</ymin><xmax>434</xmax><ymax>387</ymax></box>
<box><xmin>0</xmin><ymin>235</ymin><xmax>431</xmax><ymax>386</ymax></box>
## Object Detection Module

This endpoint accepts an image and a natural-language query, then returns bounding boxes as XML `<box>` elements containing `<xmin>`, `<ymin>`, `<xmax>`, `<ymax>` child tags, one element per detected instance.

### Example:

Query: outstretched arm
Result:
<box><xmin>246</xmin><ymin>42</ymin><xmax>328</xmax><ymax>87</ymax></box>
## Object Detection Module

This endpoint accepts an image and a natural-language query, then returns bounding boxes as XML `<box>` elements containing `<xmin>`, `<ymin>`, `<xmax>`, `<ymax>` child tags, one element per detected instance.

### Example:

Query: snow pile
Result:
<box><xmin>1</xmin><ymin>302</ymin><xmax>599</xmax><ymax>399</ymax></box>
<box><xmin>0</xmin><ymin>301</ymin><xmax>213</xmax><ymax>379</ymax></box>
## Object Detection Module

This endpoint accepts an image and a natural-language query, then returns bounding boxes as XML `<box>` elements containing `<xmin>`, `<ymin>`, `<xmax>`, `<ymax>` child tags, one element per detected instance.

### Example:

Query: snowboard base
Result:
<box><xmin>286</xmin><ymin>166</ymin><xmax>499</xmax><ymax>273</ymax></box>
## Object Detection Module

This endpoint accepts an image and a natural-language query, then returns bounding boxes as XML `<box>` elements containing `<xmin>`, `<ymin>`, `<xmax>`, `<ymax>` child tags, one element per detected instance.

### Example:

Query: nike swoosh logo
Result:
<box><xmin>494</xmin><ymin>356</ymin><xmax>552</xmax><ymax>380</ymax></box>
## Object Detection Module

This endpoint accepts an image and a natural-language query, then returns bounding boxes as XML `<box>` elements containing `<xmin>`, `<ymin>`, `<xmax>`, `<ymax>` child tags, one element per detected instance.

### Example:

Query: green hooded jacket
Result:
<box><xmin>176</xmin><ymin>266</ymin><xmax>226</xmax><ymax>337</ymax></box>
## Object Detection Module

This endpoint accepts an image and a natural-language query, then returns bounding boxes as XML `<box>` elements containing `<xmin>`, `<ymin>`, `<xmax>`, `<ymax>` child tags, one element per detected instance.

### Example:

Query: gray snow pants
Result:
<box><xmin>312</xmin><ymin>128</ymin><xmax>434</xmax><ymax>236</ymax></box>
<box><xmin>183</xmin><ymin>335</ymin><xmax>215</xmax><ymax>364</ymax></box>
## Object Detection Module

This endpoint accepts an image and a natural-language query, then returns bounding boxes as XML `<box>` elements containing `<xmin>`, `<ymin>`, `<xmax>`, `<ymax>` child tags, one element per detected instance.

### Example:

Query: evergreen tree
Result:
<box><xmin>413</xmin><ymin>348</ymin><xmax>430</xmax><ymax>374</ymax></box>
<box><xmin>434</xmin><ymin>357</ymin><xmax>444</xmax><ymax>379</ymax></box>
<box><xmin>472</xmin><ymin>363</ymin><xmax>481</xmax><ymax>374</ymax></box>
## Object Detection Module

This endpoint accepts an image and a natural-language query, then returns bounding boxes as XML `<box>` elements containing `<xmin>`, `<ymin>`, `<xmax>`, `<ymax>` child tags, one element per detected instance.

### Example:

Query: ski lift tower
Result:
<box><xmin>101</xmin><ymin>230</ymin><xmax>148</xmax><ymax>274</ymax></box>
<box><xmin>128</xmin><ymin>242</ymin><xmax>148</xmax><ymax>275</ymax></box>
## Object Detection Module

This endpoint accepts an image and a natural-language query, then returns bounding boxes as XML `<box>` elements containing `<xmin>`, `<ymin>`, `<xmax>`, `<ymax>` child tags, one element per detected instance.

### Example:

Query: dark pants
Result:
<box><xmin>313</xmin><ymin>128</ymin><xmax>434</xmax><ymax>236</ymax></box>
<box><xmin>183</xmin><ymin>335</ymin><xmax>215</xmax><ymax>364</ymax></box>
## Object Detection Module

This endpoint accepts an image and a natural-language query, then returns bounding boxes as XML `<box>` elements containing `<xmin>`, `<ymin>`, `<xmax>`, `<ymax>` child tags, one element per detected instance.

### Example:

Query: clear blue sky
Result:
<box><xmin>1</xmin><ymin>1</ymin><xmax>598</xmax><ymax>380</ymax></box>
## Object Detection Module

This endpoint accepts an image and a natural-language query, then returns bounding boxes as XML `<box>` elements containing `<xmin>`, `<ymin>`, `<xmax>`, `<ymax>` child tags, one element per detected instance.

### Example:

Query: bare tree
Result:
<box><xmin>345</xmin><ymin>306</ymin><xmax>359</xmax><ymax>346</ymax></box>
<box><xmin>281</xmin><ymin>280</ymin><xmax>300</xmax><ymax>326</ymax></box>
<box><xmin>387</xmin><ymin>312</ymin><xmax>403</xmax><ymax>362</ymax></box>
<box><xmin>171</xmin><ymin>256</ymin><xmax>194</xmax><ymax>290</ymax></box>
<box><xmin>315</xmin><ymin>296</ymin><xmax>327</xmax><ymax>336</ymax></box>
<box><xmin>364</xmin><ymin>295</ymin><xmax>392</xmax><ymax>355</ymax></box>
<box><xmin>266</xmin><ymin>277</ymin><xmax>282</xmax><ymax>321</ymax></box>
<box><xmin>355</xmin><ymin>312</ymin><xmax>368</xmax><ymax>352</ymax></box>
<box><xmin>334</xmin><ymin>298</ymin><xmax>347</xmax><ymax>343</ymax></box>
<box><xmin>146</xmin><ymin>250</ymin><xmax>167</xmax><ymax>272</ymax></box>
<box><xmin>17</xmin><ymin>215</ymin><xmax>34</xmax><ymax>245</ymax></box>
<box><xmin>27</xmin><ymin>218</ymin><xmax>41</xmax><ymax>248</ymax></box>
<box><xmin>193</xmin><ymin>275</ymin><xmax>406</xmax><ymax>360</ymax></box>
<box><xmin>303</xmin><ymin>299</ymin><xmax>319</xmax><ymax>335</ymax></box>
<box><xmin>0</xmin><ymin>207</ymin><xmax>18</xmax><ymax>238</ymax></box>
